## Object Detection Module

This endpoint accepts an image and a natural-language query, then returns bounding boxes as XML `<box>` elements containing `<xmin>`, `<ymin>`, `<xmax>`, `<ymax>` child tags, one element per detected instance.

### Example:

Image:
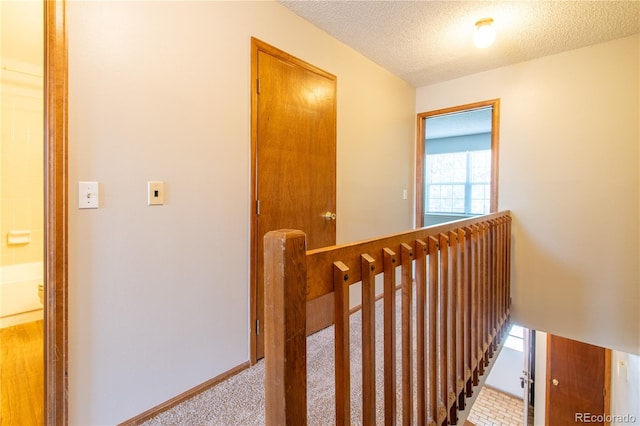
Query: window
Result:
<box><xmin>416</xmin><ymin>100</ymin><xmax>499</xmax><ymax>227</ymax></box>
<box><xmin>425</xmin><ymin>150</ymin><xmax>491</xmax><ymax>215</ymax></box>
<box><xmin>504</xmin><ymin>324</ymin><xmax>524</xmax><ymax>352</ymax></box>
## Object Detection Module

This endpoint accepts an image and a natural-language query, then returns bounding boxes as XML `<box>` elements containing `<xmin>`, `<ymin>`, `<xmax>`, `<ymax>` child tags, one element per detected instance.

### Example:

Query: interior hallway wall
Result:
<box><xmin>610</xmin><ymin>351</ymin><xmax>640</xmax><ymax>425</ymax></box>
<box><xmin>533</xmin><ymin>331</ymin><xmax>547</xmax><ymax>426</ymax></box>
<box><xmin>67</xmin><ymin>1</ymin><xmax>415</xmax><ymax>424</ymax></box>
<box><xmin>416</xmin><ymin>35</ymin><xmax>639</xmax><ymax>355</ymax></box>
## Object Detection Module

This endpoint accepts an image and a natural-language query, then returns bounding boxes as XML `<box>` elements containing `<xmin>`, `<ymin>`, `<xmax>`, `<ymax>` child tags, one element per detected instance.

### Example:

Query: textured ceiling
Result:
<box><xmin>280</xmin><ymin>0</ymin><xmax>640</xmax><ymax>87</ymax></box>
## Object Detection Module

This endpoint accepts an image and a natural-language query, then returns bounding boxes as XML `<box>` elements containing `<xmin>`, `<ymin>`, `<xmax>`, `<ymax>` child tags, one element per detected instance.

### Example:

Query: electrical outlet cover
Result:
<box><xmin>148</xmin><ymin>181</ymin><xmax>165</xmax><ymax>205</ymax></box>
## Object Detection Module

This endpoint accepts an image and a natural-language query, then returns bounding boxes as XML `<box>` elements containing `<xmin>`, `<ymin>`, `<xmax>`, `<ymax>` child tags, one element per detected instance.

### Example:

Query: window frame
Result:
<box><xmin>416</xmin><ymin>99</ymin><xmax>500</xmax><ymax>227</ymax></box>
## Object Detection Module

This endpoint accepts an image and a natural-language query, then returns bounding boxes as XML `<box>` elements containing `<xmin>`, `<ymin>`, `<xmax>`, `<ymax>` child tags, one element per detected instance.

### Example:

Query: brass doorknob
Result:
<box><xmin>323</xmin><ymin>211</ymin><xmax>337</xmax><ymax>221</ymax></box>
<box><xmin>552</xmin><ymin>379</ymin><xmax>559</xmax><ymax>386</ymax></box>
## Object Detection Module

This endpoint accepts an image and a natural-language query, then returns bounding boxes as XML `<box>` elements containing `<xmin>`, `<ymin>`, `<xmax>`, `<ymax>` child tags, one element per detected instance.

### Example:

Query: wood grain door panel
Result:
<box><xmin>546</xmin><ymin>334</ymin><xmax>609</xmax><ymax>426</ymax></box>
<box><xmin>252</xmin><ymin>40</ymin><xmax>337</xmax><ymax>360</ymax></box>
<box><xmin>256</xmin><ymin>51</ymin><xmax>336</xmax><ymax>249</ymax></box>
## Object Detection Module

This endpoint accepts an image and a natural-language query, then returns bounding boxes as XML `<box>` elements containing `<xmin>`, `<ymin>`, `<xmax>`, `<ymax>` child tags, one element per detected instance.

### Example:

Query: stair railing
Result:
<box><xmin>264</xmin><ymin>211</ymin><xmax>512</xmax><ymax>426</ymax></box>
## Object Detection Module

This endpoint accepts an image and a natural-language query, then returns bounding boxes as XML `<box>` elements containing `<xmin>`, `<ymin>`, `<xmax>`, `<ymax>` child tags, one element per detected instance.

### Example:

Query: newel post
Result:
<box><xmin>264</xmin><ymin>230</ymin><xmax>308</xmax><ymax>426</ymax></box>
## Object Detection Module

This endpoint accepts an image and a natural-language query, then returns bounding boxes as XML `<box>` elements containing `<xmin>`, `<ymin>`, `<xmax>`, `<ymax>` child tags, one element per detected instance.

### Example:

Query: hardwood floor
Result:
<box><xmin>1</xmin><ymin>320</ymin><xmax>43</xmax><ymax>426</ymax></box>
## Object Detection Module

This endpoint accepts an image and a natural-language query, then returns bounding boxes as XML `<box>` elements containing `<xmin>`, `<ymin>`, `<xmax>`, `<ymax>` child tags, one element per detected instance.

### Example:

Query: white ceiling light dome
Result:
<box><xmin>474</xmin><ymin>18</ymin><xmax>496</xmax><ymax>48</ymax></box>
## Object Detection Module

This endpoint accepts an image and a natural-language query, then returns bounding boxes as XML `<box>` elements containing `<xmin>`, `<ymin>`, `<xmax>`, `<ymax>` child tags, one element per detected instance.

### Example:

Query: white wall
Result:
<box><xmin>533</xmin><ymin>331</ymin><xmax>547</xmax><ymax>426</ymax></box>
<box><xmin>611</xmin><ymin>351</ymin><xmax>640</xmax><ymax>425</ymax></box>
<box><xmin>417</xmin><ymin>35</ymin><xmax>640</xmax><ymax>355</ymax></box>
<box><xmin>67</xmin><ymin>1</ymin><xmax>414</xmax><ymax>424</ymax></box>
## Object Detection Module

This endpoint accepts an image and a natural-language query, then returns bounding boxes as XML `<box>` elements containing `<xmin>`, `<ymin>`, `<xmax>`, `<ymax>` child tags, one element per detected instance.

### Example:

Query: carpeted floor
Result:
<box><xmin>143</xmin><ymin>303</ymin><xmax>395</xmax><ymax>425</ymax></box>
<box><xmin>142</xmin><ymin>294</ymin><xmax>501</xmax><ymax>426</ymax></box>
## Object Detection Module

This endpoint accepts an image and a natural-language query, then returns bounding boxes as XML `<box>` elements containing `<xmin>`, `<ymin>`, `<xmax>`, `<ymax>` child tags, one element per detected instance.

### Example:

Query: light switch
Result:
<box><xmin>148</xmin><ymin>181</ymin><xmax>165</xmax><ymax>205</ymax></box>
<box><xmin>78</xmin><ymin>181</ymin><xmax>99</xmax><ymax>209</ymax></box>
<box><xmin>618</xmin><ymin>361</ymin><xmax>628</xmax><ymax>381</ymax></box>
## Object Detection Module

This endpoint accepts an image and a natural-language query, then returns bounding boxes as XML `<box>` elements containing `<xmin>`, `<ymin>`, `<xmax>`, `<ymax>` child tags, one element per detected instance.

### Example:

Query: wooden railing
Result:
<box><xmin>264</xmin><ymin>211</ymin><xmax>512</xmax><ymax>425</ymax></box>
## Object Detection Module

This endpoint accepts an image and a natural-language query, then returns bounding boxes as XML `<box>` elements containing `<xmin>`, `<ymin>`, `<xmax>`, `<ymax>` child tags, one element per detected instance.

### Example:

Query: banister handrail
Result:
<box><xmin>306</xmin><ymin>210</ymin><xmax>511</xmax><ymax>300</ymax></box>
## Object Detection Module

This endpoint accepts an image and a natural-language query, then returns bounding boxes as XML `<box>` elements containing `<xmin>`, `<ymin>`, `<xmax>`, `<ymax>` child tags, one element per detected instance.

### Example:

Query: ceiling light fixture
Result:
<box><xmin>474</xmin><ymin>18</ymin><xmax>496</xmax><ymax>48</ymax></box>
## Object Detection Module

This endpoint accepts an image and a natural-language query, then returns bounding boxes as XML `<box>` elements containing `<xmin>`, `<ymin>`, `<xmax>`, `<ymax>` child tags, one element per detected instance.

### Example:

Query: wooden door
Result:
<box><xmin>546</xmin><ymin>334</ymin><xmax>610</xmax><ymax>425</ymax></box>
<box><xmin>251</xmin><ymin>39</ymin><xmax>337</xmax><ymax>360</ymax></box>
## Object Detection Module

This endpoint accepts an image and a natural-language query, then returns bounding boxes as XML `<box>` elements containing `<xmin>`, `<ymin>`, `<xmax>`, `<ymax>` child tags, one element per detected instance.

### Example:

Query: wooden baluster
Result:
<box><xmin>476</xmin><ymin>223</ymin><xmax>484</xmax><ymax>372</ymax></box>
<box><xmin>263</xmin><ymin>230</ymin><xmax>307</xmax><ymax>426</ymax></box>
<box><xmin>506</xmin><ymin>216</ymin><xmax>512</xmax><ymax>315</ymax></box>
<box><xmin>480</xmin><ymin>222</ymin><xmax>490</xmax><ymax>366</ymax></box>
<box><xmin>427</xmin><ymin>236</ymin><xmax>440</xmax><ymax>426</ymax></box>
<box><xmin>504</xmin><ymin>217</ymin><xmax>509</xmax><ymax>332</ymax></box>
<box><xmin>492</xmin><ymin>220</ymin><xmax>499</xmax><ymax>344</ymax></box>
<box><xmin>438</xmin><ymin>233</ymin><xmax>449</xmax><ymax>425</ymax></box>
<box><xmin>361</xmin><ymin>254</ymin><xmax>376</xmax><ymax>426</ymax></box>
<box><xmin>497</xmin><ymin>221</ymin><xmax>502</xmax><ymax>336</ymax></box>
<box><xmin>485</xmin><ymin>222</ymin><xmax>493</xmax><ymax>352</ymax></box>
<box><xmin>492</xmin><ymin>219</ymin><xmax>502</xmax><ymax>342</ymax></box>
<box><xmin>447</xmin><ymin>231</ymin><xmax>458</xmax><ymax>424</ymax></box>
<box><xmin>504</xmin><ymin>217</ymin><xmax>510</xmax><ymax>328</ymax></box>
<box><xmin>498</xmin><ymin>219</ymin><xmax>504</xmax><ymax>335</ymax></box>
<box><xmin>480</xmin><ymin>222</ymin><xmax>490</xmax><ymax>367</ymax></box>
<box><xmin>490</xmin><ymin>221</ymin><xmax>497</xmax><ymax>350</ymax></box>
<box><xmin>463</xmin><ymin>227</ymin><xmax>473</xmax><ymax>398</ymax></box>
<box><xmin>497</xmin><ymin>218</ymin><xmax>505</xmax><ymax>334</ymax></box>
<box><xmin>383</xmin><ymin>248</ymin><xmax>397</xmax><ymax>426</ymax></box>
<box><xmin>414</xmin><ymin>240</ymin><xmax>428</xmax><ymax>425</ymax></box>
<box><xmin>333</xmin><ymin>261</ymin><xmax>351</xmax><ymax>426</ymax></box>
<box><xmin>469</xmin><ymin>224</ymin><xmax>479</xmax><ymax>385</ymax></box>
<box><xmin>456</xmin><ymin>228</ymin><xmax>466</xmax><ymax>410</ymax></box>
<box><xmin>400</xmin><ymin>243</ymin><xmax>414</xmax><ymax>425</ymax></box>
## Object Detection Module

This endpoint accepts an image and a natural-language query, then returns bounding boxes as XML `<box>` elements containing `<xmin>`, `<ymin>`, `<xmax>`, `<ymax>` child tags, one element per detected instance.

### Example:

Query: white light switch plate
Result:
<box><xmin>79</xmin><ymin>181</ymin><xmax>99</xmax><ymax>209</ymax></box>
<box><xmin>148</xmin><ymin>181</ymin><xmax>165</xmax><ymax>205</ymax></box>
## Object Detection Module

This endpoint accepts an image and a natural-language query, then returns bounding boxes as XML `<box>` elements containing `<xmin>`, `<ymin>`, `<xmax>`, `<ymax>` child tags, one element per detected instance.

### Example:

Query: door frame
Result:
<box><xmin>523</xmin><ymin>328</ymin><xmax>535</xmax><ymax>425</ymax></box>
<box><xmin>415</xmin><ymin>99</ymin><xmax>500</xmax><ymax>227</ymax></box>
<box><xmin>44</xmin><ymin>0</ymin><xmax>68</xmax><ymax>423</ymax></box>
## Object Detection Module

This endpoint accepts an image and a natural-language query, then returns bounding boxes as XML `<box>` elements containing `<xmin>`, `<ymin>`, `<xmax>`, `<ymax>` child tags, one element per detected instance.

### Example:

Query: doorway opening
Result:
<box><xmin>416</xmin><ymin>100</ymin><xmax>499</xmax><ymax>228</ymax></box>
<box><xmin>2</xmin><ymin>1</ymin><xmax>68</xmax><ymax>423</ymax></box>
<box><xmin>1</xmin><ymin>0</ymin><xmax>45</xmax><ymax>423</ymax></box>
<box><xmin>466</xmin><ymin>325</ymin><xmax>536</xmax><ymax>426</ymax></box>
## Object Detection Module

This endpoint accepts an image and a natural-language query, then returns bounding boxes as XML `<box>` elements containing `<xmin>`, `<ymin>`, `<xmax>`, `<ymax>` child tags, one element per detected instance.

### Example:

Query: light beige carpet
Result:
<box><xmin>142</xmin><ymin>294</ymin><xmax>494</xmax><ymax>425</ymax></box>
<box><xmin>142</xmin><ymin>296</ymin><xmax>401</xmax><ymax>425</ymax></box>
